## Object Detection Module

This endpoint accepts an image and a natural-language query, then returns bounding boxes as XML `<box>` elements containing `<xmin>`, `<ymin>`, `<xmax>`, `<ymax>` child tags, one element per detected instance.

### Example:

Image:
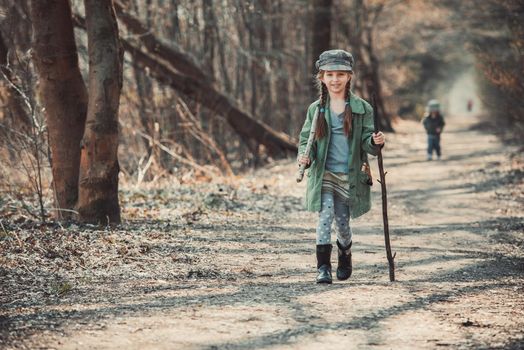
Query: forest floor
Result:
<box><xmin>1</xmin><ymin>111</ymin><xmax>523</xmax><ymax>349</ymax></box>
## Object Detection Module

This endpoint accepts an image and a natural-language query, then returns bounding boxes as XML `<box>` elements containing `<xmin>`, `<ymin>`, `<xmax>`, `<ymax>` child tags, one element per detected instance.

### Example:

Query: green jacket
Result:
<box><xmin>297</xmin><ymin>93</ymin><xmax>379</xmax><ymax>219</ymax></box>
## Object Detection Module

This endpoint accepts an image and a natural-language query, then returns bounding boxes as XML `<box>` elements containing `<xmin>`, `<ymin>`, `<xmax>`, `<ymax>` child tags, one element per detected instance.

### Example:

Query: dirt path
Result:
<box><xmin>2</xmin><ymin>112</ymin><xmax>523</xmax><ymax>349</ymax></box>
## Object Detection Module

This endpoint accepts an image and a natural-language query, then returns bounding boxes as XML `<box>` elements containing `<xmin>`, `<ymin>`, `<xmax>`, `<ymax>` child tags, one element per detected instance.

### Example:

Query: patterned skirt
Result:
<box><xmin>321</xmin><ymin>170</ymin><xmax>351</xmax><ymax>205</ymax></box>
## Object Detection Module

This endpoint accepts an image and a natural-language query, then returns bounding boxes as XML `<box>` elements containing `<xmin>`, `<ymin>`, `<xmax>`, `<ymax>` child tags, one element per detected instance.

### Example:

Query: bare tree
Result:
<box><xmin>0</xmin><ymin>30</ymin><xmax>30</xmax><ymax>136</ymax></box>
<box><xmin>270</xmin><ymin>1</ymin><xmax>291</xmax><ymax>134</ymax></box>
<box><xmin>311</xmin><ymin>0</ymin><xmax>332</xmax><ymax>98</ymax></box>
<box><xmin>354</xmin><ymin>0</ymin><xmax>392</xmax><ymax>131</ymax></box>
<box><xmin>77</xmin><ymin>6</ymin><xmax>297</xmax><ymax>157</ymax></box>
<box><xmin>0</xmin><ymin>29</ymin><xmax>48</xmax><ymax>221</ymax></box>
<box><xmin>120</xmin><ymin>41</ymin><xmax>297</xmax><ymax>156</ymax></box>
<box><xmin>29</xmin><ymin>0</ymin><xmax>88</xmax><ymax>220</ymax></box>
<box><xmin>77</xmin><ymin>0</ymin><xmax>123</xmax><ymax>224</ymax></box>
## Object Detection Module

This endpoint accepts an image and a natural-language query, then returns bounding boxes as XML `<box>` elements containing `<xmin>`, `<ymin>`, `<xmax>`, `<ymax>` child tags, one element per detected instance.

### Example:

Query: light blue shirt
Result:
<box><xmin>325</xmin><ymin>109</ymin><xmax>350</xmax><ymax>173</ymax></box>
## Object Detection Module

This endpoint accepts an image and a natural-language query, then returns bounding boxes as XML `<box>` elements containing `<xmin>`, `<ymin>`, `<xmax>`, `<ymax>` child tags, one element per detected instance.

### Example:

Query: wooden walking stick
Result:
<box><xmin>372</xmin><ymin>93</ymin><xmax>396</xmax><ymax>281</ymax></box>
<box><xmin>296</xmin><ymin>108</ymin><xmax>319</xmax><ymax>183</ymax></box>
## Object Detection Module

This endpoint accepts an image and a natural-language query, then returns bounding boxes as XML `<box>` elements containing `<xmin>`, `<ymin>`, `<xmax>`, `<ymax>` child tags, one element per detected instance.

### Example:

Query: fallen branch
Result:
<box><xmin>131</xmin><ymin>125</ymin><xmax>221</xmax><ymax>178</ymax></box>
<box><xmin>113</xmin><ymin>0</ymin><xmax>208</xmax><ymax>82</ymax></box>
<box><xmin>175</xmin><ymin>97</ymin><xmax>235</xmax><ymax>176</ymax></box>
<box><xmin>72</xmin><ymin>13</ymin><xmax>297</xmax><ymax>158</ymax></box>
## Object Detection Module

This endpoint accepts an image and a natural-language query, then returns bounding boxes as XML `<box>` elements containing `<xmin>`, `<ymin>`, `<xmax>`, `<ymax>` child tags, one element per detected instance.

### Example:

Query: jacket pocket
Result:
<box><xmin>361</xmin><ymin>162</ymin><xmax>373</xmax><ymax>186</ymax></box>
<box><xmin>358</xmin><ymin>169</ymin><xmax>372</xmax><ymax>186</ymax></box>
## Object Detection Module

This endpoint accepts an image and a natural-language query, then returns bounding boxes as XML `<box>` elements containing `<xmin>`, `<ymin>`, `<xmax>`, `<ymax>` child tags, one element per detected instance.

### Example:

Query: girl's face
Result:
<box><xmin>320</xmin><ymin>71</ymin><xmax>352</xmax><ymax>95</ymax></box>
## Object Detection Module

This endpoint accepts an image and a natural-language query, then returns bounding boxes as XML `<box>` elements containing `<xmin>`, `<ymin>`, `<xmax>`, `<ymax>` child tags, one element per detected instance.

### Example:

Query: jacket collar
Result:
<box><xmin>349</xmin><ymin>93</ymin><xmax>366</xmax><ymax>114</ymax></box>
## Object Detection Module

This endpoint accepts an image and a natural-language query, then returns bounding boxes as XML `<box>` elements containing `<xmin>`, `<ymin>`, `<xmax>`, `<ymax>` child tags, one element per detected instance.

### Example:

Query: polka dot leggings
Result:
<box><xmin>316</xmin><ymin>192</ymin><xmax>352</xmax><ymax>247</ymax></box>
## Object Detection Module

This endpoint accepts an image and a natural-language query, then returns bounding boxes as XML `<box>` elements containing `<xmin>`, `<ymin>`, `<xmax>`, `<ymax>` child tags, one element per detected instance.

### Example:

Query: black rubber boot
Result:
<box><xmin>316</xmin><ymin>244</ymin><xmax>333</xmax><ymax>284</ymax></box>
<box><xmin>336</xmin><ymin>240</ymin><xmax>352</xmax><ymax>280</ymax></box>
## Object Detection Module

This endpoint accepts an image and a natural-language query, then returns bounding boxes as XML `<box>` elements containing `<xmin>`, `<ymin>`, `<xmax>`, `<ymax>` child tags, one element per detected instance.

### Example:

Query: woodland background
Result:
<box><xmin>0</xmin><ymin>0</ymin><xmax>522</xmax><ymax>224</ymax></box>
<box><xmin>0</xmin><ymin>1</ymin><xmax>523</xmax><ymax>348</ymax></box>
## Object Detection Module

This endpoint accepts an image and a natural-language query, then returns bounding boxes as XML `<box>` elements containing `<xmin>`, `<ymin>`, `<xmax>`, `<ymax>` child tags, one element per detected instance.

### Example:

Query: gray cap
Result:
<box><xmin>427</xmin><ymin>99</ymin><xmax>440</xmax><ymax>112</ymax></box>
<box><xmin>316</xmin><ymin>49</ymin><xmax>354</xmax><ymax>71</ymax></box>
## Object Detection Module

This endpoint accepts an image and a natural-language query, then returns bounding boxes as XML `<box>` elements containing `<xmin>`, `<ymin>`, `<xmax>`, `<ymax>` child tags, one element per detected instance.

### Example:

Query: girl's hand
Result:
<box><xmin>298</xmin><ymin>155</ymin><xmax>311</xmax><ymax>166</ymax></box>
<box><xmin>373</xmin><ymin>132</ymin><xmax>385</xmax><ymax>145</ymax></box>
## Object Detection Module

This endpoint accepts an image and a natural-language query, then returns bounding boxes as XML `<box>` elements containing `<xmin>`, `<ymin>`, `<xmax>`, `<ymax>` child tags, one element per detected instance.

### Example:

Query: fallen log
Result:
<box><xmin>73</xmin><ymin>13</ymin><xmax>297</xmax><ymax>159</ymax></box>
<box><xmin>122</xmin><ymin>41</ymin><xmax>297</xmax><ymax>156</ymax></box>
<box><xmin>113</xmin><ymin>0</ymin><xmax>208</xmax><ymax>82</ymax></box>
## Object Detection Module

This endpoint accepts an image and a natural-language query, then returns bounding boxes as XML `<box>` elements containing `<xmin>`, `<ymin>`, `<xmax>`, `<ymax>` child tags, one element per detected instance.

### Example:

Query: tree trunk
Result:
<box><xmin>29</xmin><ymin>0</ymin><xmax>88</xmax><ymax>220</ymax></box>
<box><xmin>211</xmin><ymin>7</ymin><xmax>232</xmax><ymax>94</ymax></box>
<box><xmin>202</xmin><ymin>0</ymin><xmax>216</xmax><ymax>78</ymax></box>
<box><xmin>132</xmin><ymin>60</ymin><xmax>154</xmax><ymax>148</ymax></box>
<box><xmin>0</xmin><ymin>30</ymin><xmax>30</xmax><ymax>133</ymax></box>
<box><xmin>253</xmin><ymin>0</ymin><xmax>272</xmax><ymax>123</ymax></box>
<box><xmin>350</xmin><ymin>0</ymin><xmax>366</xmax><ymax>96</ymax></box>
<box><xmin>358</xmin><ymin>2</ymin><xmax>392</xmax><ymax>131</ymax></box>
<box><xmin>347</xmin><ymin>0</ymin><xmax>392</xmax><ymax>131</ymax></box>
<box><xmin>270</xmin><ymin>0</ymin><xmax>291</xmax><ymax>134</ymax></box>
<box><xmin>0</xmin><ymin>0</ymin><xmax>32</xmax><ymax>56</ymax></box>
<box><xmin>201</xmin><ymin>0</ymin><xmax>229</xmax><ymax>171</ymax></box>
<box><xmin>199</xmin><ymin>0</ymin><xmax>216</xmax><ymax>158</ymax></box>
<box><xmin>311</xmin><ymin>0</ymin><xmax>332</xmax><ymax>98</ymax></box>
<box><xmin>234</xmin><ymin>0</ymin><xmax>247</xmax><ymax>103</ymax></box>
<box><xmin>77</xmin><ymin>0</ymin><xmax>123</xmax><ymax>224</ymax></box>
<box><xmin>364</xmin><ymin>23</ymin><xmax>393</xmax><ymax>132</ymax></box>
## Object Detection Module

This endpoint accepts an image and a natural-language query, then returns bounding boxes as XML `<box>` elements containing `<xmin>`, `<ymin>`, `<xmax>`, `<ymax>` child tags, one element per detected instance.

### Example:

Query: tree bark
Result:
<box><xmin>0</xmin><ymin>0</ymin><xmax>32</xmax><ymax>55</ymax></box>
<box><xmin>361</xmin><ymin>3</ymin><xmax>392</xmax><ymax>131</ymax></box>
<box><xmin>253</xmin><ymin>0</ymin><xmax>272</xmax><ymax>123</ymax></box>
<box><xmin>0</xmin><ymin>30</ymin><xmax>30</xmax><ymax>133</ymax></box>
<box><xmin>202</xmin><ymin>0</ymin><xmax>216</xmax><ymax>78</ymax></box>
<box><xmin>350</xmin><ymin>0</ymin><xmax>393</xmax><ymax>131</ymax></box>
<box><xmin>311</xmin><ymin>0</ymin><xmax>332</xmax><ymax>98</ymax></box>
<box><xmin>364</xmin><ymin>22</ymin><xmax>393</xmax><ymax>131</ymax></box>
<box><xmin>241</xmin><ymin>0</ymin><xmax>270</xmax><ymax>165</ymax></box>
<box><xmin>29</xmin><ymin>0</ymin><xmax>88</xmax><ymax>220</ymax></box>
<box><xmin>129</xmin><ymin>1</ymin><xmax>159</xmax><ymax>170</ymax></box>
<box><xmin>210</xmin><ymin>5</ymin><xmax>232</xmax><ymax>94</ymax></box>
<box><xmin>77</xmin><ymin>0</ymin><xmax>122</xmax><ymax>224</ymax></box>
<box><xmin>270</xmin><ymin>0</ymin><xmax>291</xmax><ymax>134</ymax></box>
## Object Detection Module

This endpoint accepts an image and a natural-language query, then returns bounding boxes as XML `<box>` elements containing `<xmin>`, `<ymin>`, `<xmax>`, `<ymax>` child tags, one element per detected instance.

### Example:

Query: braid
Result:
<box><xmin>315</xmin><ymin>82</ymin><xmax>329</xmax><ymax>140</ymax></box>
<box><xmin>343</xmin><ymin>76</ymin><xmax>353</xmax><ymax>137</ymax></box>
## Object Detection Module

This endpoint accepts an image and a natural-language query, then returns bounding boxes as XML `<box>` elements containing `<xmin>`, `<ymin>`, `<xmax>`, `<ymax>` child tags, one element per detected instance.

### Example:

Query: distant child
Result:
<box><xmin>297</xmin><ymin>49</ymin><xmax>385</xmax><ymax>284</ymax></box>
<box><xmin>422</xmin><ymin>99</ymin><xmax>445</xmax><ymax>160</ymax></box>
<box><xmin>467</xmin><ymin>99</ymin><xmax>473</xmax><ymax>112</ymax></box>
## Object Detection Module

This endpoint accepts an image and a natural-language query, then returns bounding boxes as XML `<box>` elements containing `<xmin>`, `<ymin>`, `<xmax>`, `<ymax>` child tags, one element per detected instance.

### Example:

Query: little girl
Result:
<box><xmin>297</xmin><ymin>49</ymin><xmax>385</xmax><ymax>284</ymax></box>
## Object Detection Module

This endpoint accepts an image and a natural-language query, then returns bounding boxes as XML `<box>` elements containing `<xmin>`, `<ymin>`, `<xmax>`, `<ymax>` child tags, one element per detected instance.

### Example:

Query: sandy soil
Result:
<box><xmin>1</xmin><ymin>111</ymin><xmax>523</xmax><ymax>349</ymax></box>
